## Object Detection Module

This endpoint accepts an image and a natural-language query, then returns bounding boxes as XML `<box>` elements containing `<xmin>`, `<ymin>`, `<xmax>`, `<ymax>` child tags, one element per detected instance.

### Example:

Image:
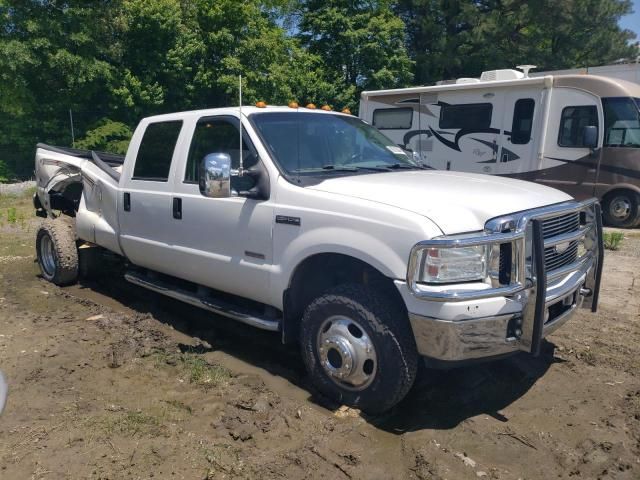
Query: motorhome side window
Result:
<box><xmin>558</xmin><ymin>106</ymin><xmax>598</xmax><ymax>148</ymax></box>
<box><xmin>372</xmin><ymin>108</ymin><xmax>413</xmax><ymax>129</ymax></box>
<box><xmin>602</xmin><ymin>97</ymin><xmax>640</xmax><ymax>148</ymax></box>
<box><xmin>184</xmin><ymin>117</ymin><xmax>257</xmax><ymax>183</ymax></box>
<box><xmin>511</xmin><ymin>99</ymin><xmax>535</xmax><ymax>144</ymax></box>
<box><xmin>132</xmin><ymin>121</ymin><xmax>183</xmax><ymax>181</ymax></box>
<box><xmin>439</xmin><ymin>103</ymin><xmax>492</xmax><ymax>130</ymax></box>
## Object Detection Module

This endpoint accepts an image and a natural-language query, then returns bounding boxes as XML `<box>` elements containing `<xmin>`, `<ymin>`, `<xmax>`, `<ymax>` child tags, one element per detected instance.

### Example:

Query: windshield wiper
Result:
<box><xmin>321</xmin><ymin>165</ymin><xmax>359</xmax><ymax>171</ymax></box>
<box><xmin>375</xmin><ymin>163</ymin><xmax>429</xmax><ymax>170</ymax></box>
<box><xmin>323</xmin><ymin>165</ymin><xmax>392</xmax><ymax>172</ymax></box>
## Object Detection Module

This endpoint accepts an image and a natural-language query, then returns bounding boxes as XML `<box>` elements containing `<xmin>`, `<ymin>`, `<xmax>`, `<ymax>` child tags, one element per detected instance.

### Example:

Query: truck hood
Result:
<box><xmin>307</xmin><ymin>170</ymin><xmax>572</xmax><ymax>235</ymax></box>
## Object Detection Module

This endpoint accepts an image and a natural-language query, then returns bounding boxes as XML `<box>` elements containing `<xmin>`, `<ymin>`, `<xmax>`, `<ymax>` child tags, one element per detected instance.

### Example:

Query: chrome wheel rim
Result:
<box><xmin>40</xmin><ymin>234</ymin><xmax>56</xmax><ymax>277</ymax></box>
<box><xmin>610</xmin><ymin>196</ymin><xmax>631</xmax><ymax>220</ymax></box>
<box><xmin>317</xmin><ymin>315</ymin><xmax>377</xmax><ymax>391</ymax></box>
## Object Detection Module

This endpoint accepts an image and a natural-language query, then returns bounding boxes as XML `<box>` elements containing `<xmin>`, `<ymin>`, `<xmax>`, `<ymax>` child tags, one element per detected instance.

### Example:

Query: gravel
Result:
<box><xmin>0</xmin><ymin>181</ymin><xmax>36</xmax><ymax>196</ymax></box>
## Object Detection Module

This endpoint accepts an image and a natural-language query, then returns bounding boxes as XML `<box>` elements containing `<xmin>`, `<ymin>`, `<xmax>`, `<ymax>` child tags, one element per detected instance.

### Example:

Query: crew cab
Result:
<box><xmin>33</xmin><ymin>106</ymin><xmax>603</xmax><ymax>413</ymax></box>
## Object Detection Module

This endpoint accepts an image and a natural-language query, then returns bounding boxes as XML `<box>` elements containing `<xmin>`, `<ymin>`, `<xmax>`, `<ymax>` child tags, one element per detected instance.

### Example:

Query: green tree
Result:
<box><xmin>0</xmin><ymin>0</ymin><xmax>120</xmax><ymax>175</ymax></box>
<box><xmin>295</xmin><ymin>0</ymin><xmax>414</xmax><ymax>109</ymax></box>
<box><xmin>75</xmin><ymin>119</ymin><xmax>132</xmax><ymax>155</ymax></box>
<box><xmin>187</xmin><ymin>0</ymin><xmax>336</xmax><ymax>107</ymax></box>
<box><xmin>397</xmin><ymin>0</ymin><xmax>638</xmax><ymax>85</ymax></box>
<box><xmin>0</xmin><ymin>159</ymin><xmax>11</xmax><ymax>182</ymax></box>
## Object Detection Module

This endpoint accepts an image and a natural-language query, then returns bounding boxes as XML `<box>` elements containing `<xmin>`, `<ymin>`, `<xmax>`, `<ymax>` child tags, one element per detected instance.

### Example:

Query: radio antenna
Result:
<box><xmin>238</xmin><ymin>74</ymin><xmax>244</xmax><ymax>177</ymax></box>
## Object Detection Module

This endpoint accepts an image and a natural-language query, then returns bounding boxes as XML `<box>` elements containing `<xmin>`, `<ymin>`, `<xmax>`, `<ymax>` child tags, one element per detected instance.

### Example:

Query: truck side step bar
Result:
<box><xmin>124</xmin><ymin>270</ymin><xmax>281</xmax><ymax>332</ymax></box>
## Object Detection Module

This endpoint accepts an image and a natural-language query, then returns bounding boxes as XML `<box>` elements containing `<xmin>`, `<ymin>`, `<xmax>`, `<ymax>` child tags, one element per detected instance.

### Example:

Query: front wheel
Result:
<box><xmin>603</xmin><ymin>191</ymin><xmax>639</xmax><ymax>228</ymax></box>
<box><xmin>300</xmin><ymin>284</ymin><xmax>418</xmax><ymax>414</ymax></box>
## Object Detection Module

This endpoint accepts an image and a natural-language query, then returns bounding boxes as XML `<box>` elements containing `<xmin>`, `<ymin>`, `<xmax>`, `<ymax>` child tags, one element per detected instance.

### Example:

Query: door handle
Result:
<box><xmin>123</xmin><ymin>192</ymin><xmax>131</xmax><ymax>212</ymax></box>
<box><xmin>173</xmin><ymin>197</ymin><xmax>182</xmax><ymax>220</ymax></box>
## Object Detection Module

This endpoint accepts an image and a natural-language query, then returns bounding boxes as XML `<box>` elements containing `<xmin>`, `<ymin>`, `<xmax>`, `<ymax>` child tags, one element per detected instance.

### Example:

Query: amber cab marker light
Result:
<box><xmin>256</xmin><ymin>101</ymin><xmax>267</xmax><ymax>108</ymax></box>
<box><xmin>306</xmin><ymin>103</ymin><xmax>316</xmax><ymax>109</ymax></box>
<box><xmin>288</xmin><ymin>101</ymin><xmax>299</xmax><ymax>108</ymax></box>
<box><xmin>341</xmin><ymin>107</ymin><xmax>351</xmax><ymax>115</ymax></box>
<box><xmin>321</xmin><ymin>105</ymin><xmax>332</xmax><ymax>111</ymax></box>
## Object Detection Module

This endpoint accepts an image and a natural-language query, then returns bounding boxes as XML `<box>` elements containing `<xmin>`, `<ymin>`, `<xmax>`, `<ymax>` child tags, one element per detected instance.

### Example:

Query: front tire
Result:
<box><xmin>300</xmin><ymin>284</ymin><xmax>418</xmax><ymax>414</ymax></box>
<box><xmin>603</xmin><ymin>191</ymin><xmax>639</xmax><ymax>228</ymax></box>
<box><xmin>36</xmin><ymin>219</ymin><xmax>79</xmax><ymax>286</ymax></box>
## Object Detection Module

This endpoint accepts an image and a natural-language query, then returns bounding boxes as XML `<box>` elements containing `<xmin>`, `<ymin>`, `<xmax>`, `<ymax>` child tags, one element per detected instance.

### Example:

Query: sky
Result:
<box><xmin>619</xmin><ymin>0</ymin><xmax>640</xmax><ymax>40</ymax></box>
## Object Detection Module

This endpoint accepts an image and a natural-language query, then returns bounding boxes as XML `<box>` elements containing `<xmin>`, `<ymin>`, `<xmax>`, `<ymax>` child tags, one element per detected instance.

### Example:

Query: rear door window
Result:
<box><xmin>439</xmin><ymin>103</ymin><xmax>493</xmax><ymax>130</ymax></box>
<box><xmin>558</xmin><ymin>106</ymin><xmax>598</xmax><ymax>147</ymax></box>
<box><xmin>132</xmin><ymin>121</ymin><xmax>183</xmax><ymax>181</ymax></box>
<box><xmin>511</xmin><ymin>99</ymin><xmax>535</xmax><ymax>144</ymax></box>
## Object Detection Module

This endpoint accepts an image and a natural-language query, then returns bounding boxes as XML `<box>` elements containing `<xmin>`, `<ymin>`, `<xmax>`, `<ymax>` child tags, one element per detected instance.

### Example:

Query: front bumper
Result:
<box><xmin>401</xmin><ymin>199</ymin><xmax>603</xmax><ymax>362</ymax></box>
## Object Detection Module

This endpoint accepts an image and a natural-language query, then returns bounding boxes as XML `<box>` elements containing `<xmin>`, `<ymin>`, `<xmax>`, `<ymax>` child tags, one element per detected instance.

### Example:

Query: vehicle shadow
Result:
<box><xmin>75</xmin><ymin>268</ymin><xmax>561</xmax><ymax>434</ymax></box>
<box><xmin>370</xmin><ymin>344</ymin><xmax>560</xmax><ymax>434</ymax></box>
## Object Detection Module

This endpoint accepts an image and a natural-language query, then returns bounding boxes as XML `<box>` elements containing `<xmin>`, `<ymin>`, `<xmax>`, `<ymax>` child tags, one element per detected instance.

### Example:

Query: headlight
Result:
<box><xmin>414</xmin><ymin>245</ymin><xmax>488</xmax><ymax>284</ymax></box>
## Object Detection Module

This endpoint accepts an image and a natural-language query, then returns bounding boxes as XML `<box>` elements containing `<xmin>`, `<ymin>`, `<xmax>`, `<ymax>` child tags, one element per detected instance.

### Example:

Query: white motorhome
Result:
<box><xmin>532</xmin><ymin>60</ymin><xmax>640</xmax><ymax>85</ymax></box>
<box><xmin>360</xmin><ymin>68</ymin><xmax>640</xmax><ymax>227</ymax></box>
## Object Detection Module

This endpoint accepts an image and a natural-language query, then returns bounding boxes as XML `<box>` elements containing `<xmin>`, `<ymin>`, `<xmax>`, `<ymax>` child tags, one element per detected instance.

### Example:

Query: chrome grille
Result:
<box><xmin>542</xmin><ymin>212</ymin><xmax>580</xmax><ymax>239</ymax></box>
<box><xmin>542</xmin><ymin>212</ymin><xmax>580</xmax><ymax>272</ymax></box>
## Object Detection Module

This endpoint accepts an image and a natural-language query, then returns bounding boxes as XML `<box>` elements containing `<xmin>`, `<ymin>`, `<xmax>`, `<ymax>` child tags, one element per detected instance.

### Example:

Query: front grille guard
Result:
<box><xmin>407</xmin><ymin>199</ymin><xmax>604</xmax><ymax>354</ymax></box>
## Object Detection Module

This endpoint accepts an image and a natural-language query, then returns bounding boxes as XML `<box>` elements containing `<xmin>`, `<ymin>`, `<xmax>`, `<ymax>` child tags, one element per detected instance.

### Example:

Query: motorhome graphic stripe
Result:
<box><xmin>402</xmin><ymin>129</ymin><xmax>432</xmax><ymax>147</ymax></box>
<box><xmin>429</xmin><ymin>126</ymin><xmax>502</xmax><ymax>152</ymax></box>
<box><xmin>545</xmin><ymin>156</ymin><xmax>640</xmax><ymax>180</ymax></box>
<box><xmin>471</xmin><ymin>138</ymin><xmax>520</xmax><ymax>163</ymax></box>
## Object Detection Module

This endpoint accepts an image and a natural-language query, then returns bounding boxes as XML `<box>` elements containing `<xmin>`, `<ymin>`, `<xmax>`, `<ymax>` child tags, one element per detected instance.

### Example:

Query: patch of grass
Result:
<box><xmin>163</xmin><ymin>399</ymin><xmax>193</xmax><ymax>415</ymax></box>
<box><xmin>7</xmin><ymin>207</ymin><xmax>16</xmax><ymax>224</ymax></box>
<box><xmin>151</xmin><ymin>351</ymin><xmax>231</xmax><ymax>388</ymax></box>
<box><xmin>95</xmin><ymin>410</ymin><xmax>162</xmax><ymax>436</ymax></box>
<box><xmin>0</xmin><ymin>190</ymin><xmax>34</xmax><ymax>231</ymax></box>
<box><xmin>182</xmin><ymin>355</ymin><xmax>231</xmax><ymax>387</ymax></box>
<box><xmin>603</xmin><ymin>231</ymin><xmax>624</xmax><ymax>251</ymax></box>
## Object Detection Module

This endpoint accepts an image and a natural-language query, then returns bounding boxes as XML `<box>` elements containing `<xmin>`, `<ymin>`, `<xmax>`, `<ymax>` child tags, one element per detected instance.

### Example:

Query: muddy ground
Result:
<box><xmin>0</xmin><ymin>191</ymin><xmax>639</xmax><ymax>480</ymax></box>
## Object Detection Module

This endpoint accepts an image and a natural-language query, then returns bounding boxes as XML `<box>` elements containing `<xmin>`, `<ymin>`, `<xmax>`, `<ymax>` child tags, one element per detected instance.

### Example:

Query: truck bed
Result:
<box><xmin>35</xmin><ymin>143</ymin><xmax>125</xmax><ymax>254</ymax></box>
<box><xmin>36</xmin><ymin>143</ymin><xmax>125</xmax><ymax>167</ymax></box>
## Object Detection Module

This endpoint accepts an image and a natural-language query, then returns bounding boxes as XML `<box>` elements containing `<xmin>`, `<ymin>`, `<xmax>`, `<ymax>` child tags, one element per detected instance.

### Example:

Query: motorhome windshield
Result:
<box><xmin>602</xmin><ymin>97</ymin><xmax>640</xmax><ymax>148</ymax></box>
<box><xmin>250</xmin><ymin>111</ymin><xmax>418</xmax><ymax>175</ymax></box>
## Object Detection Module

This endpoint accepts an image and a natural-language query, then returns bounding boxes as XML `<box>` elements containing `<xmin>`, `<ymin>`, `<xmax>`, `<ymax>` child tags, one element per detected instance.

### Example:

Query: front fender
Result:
<box><xmin>270</xmin><ymin>225</ymin><xmax>421</xmax><ymax>309</ymax></box>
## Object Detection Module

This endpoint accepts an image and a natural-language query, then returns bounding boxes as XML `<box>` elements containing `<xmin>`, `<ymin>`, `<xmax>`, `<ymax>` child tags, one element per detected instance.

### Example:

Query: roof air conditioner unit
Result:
<box><xmin>456</xmin><ymin>77</ymin><xmax>481</xmax><ymax>84</ymax></box>
<box><xmin>480</xmin><ymin>69</ymin><xmax>525</xmax><ymax>82</ymax></box>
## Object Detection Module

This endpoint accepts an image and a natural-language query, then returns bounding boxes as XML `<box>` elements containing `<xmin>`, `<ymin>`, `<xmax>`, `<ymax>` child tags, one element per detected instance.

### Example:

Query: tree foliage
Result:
<box><xmin>0</xmin><ymin>0</ymin><xmax>637</xmax><ymax>177</ymax></box>
<box><xmin>396</xmin><ymin>0</ymin><xmax>638</xmax><ymax>85</ymax></box>
<box><xmin>295</xmin><ymin>0</ymin><xmax>414</xmax><ymax>107</ymax></box>
<box><xmin>75</xmin><ymin>119</ymin><xmax>132</xmax><ymax>155</ymax></box>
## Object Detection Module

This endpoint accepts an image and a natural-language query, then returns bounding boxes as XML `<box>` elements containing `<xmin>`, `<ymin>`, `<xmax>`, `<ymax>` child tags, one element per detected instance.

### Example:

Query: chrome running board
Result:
<box><xmin>124</xmin><ymin>270</ymin><xmax>280</xmax><ymax>332</ymax></box>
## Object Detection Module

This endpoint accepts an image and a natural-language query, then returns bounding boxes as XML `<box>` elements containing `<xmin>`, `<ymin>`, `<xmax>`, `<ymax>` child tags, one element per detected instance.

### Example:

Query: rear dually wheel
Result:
<box><xmin>36</xmin><ymin>219</ymin><xmax>79</xmax><ymax>286</ymax></box>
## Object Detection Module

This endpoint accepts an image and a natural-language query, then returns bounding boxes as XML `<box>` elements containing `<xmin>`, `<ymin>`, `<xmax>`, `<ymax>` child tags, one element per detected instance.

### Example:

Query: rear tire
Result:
<box><xmin>602</xmin><ymin>191</ymin><xmax>639</xmax><ymax>228</ymax></box>
<box><xmin>300</xmin><ymin>284</ymin><xmax>418</xmax><ymax>414</ymax></box>
<box><xmin>36</xmin><ymin>219</ymin><xmax>78</xmax><ymax>286</ymax></box>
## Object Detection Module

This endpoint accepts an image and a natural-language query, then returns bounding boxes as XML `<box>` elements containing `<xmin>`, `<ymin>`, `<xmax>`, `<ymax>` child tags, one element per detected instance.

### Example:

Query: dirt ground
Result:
<box><xmin>0</xmin><ymin>190</ymin><xmax>639</xmax><ymax>480</ymax></box>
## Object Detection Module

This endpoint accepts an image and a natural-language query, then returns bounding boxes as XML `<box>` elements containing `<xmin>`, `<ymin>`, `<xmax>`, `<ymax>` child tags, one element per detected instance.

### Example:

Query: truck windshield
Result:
<box><xmin>250</xmin><ymin>111</ymin><xmax>419</xmax><ymax>175</ymax></box>
<box><xmin>602</xmin><ymin>97</ymin><xmax>640</xmax><ymax>148</ymax></box>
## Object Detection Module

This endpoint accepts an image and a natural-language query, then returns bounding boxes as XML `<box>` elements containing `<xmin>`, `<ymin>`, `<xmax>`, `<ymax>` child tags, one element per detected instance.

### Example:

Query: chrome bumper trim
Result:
<box><xmin>409</xmin><ymin>278</ymin><xmax>588</xmax><ymax>361</ymax></box>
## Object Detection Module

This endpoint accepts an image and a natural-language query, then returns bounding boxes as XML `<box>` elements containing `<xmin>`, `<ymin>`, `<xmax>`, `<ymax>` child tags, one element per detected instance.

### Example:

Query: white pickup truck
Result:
<box><xmin>34</xmin><ymin>106</ymin><xmax>603</xmax><ymax>413</ymax></box>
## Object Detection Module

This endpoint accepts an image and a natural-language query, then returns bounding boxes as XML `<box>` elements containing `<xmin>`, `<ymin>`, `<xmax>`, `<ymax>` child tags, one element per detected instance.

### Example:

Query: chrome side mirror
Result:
<box><xmin>199</xmin><ymin>153</ymin><xmax>232</xmax><ymax>198</ymax></box>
